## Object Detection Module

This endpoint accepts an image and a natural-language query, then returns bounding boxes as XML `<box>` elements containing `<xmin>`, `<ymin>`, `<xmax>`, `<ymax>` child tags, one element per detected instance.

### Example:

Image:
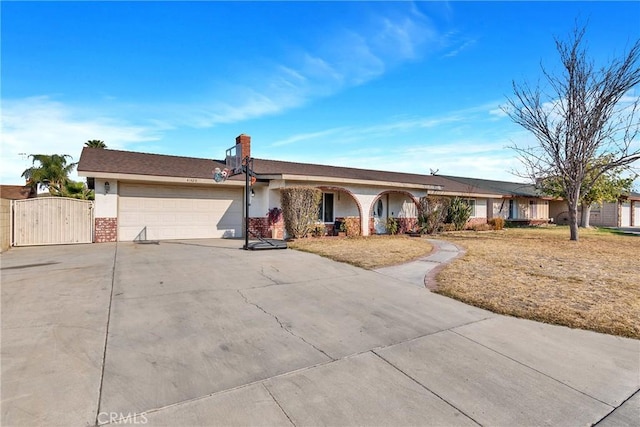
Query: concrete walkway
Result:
<box><xmin>375</xmin><ymin>239</ymin><xmax>464</xmax><ymax>289</ymax></box>
<box><xmin>1</xmin><ymin>239</ymin><xmax>638</xmax><ymax>426</ymax></box>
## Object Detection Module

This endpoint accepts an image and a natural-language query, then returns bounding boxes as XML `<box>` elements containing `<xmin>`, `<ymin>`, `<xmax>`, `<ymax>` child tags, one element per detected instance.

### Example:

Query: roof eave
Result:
<box><xmin>277</xmin><ymin>174</ymin><xmax>443</xmax><ymax>191</ymax></box>
<box><xmin>76</xmin><ymin>171</ymin><xmax>245</xmax><ymax>186</ymax></box>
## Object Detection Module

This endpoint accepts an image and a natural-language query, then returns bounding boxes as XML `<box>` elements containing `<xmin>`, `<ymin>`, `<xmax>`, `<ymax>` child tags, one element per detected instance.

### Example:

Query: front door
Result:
<box><xmin>373</xmin><ymin>198</ymin><xmax>387</xmax><ymax>234</ymax></box>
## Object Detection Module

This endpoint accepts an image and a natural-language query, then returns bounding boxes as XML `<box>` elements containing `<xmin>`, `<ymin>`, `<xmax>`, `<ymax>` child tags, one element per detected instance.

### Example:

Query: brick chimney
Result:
<box><xmin>236</xmin><ymin>134</ymin><xmax>251</xmax><ymax>160</ymax></box>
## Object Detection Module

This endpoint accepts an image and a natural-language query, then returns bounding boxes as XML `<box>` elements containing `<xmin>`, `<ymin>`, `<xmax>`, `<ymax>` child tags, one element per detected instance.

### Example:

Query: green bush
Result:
<box><xmin>386</xmin><ymin>217</ymin><xmax>399</xmax><ymax>235</ymax></box>
<box><xmin>488</xmin><ymin>217</ymin><xmax>505</xmax><ymax>230</ymax></box>
<box><xmin>280</xmin><ymin>187</ymin><xmax>322</xmax><ymax>238</ymax></box>
<box><xmin>446</xmin><ymin>197</ymin><xmax>473</xmax><ymax>231</ymax></box>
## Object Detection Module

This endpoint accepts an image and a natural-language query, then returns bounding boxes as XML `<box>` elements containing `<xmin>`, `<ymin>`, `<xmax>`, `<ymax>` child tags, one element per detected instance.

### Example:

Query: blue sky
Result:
<box><xmin>2</xmin><ymin>1</ymin><xmax>639</xmax><ymax>186</ymax></box>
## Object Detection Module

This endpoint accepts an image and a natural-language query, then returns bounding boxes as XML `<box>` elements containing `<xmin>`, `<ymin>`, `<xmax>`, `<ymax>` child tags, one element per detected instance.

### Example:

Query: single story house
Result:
<box><xmin>590</xmin><ymin>193</ymin><xmax>640</xmax><ymax>228</ymax></box>
<box><xmin>77</xmin><ymin>134</ymin><xmax>630</xmax><ymax>243</ymax></box>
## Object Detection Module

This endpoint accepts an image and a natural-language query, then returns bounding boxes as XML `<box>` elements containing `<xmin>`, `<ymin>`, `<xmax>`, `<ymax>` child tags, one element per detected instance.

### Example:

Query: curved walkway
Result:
<box><xmin>374</xmin><ymin>238</ymin><xmax>465</xmax><ymax>290</ymax></box>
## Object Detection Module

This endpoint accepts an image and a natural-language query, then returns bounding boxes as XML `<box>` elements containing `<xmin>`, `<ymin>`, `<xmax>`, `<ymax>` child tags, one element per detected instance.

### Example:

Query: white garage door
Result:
<box><xmin>620</xmin><ymin>202</ymin><xmax>631</xmax><ymax>227</ymax></box>
<box><xmin>119</xmin><ymin>183</ymin><xmax>243</xmax><ymax>241</ymax></box>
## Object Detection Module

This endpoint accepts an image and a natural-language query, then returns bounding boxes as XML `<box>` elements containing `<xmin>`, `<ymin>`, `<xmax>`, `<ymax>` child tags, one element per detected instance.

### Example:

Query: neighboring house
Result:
<box><xmin>0</xmin><ymin>185</ymin><xmax>36</xmax><ymax>200</ymax></box>
<box><xmin>1</xmin><ymin>185</ymin><xmax>36</xmax><ymax>251</ymax></box>
<box><xmin>77</xmin><ymin>134</ymin><xmax>559</xmax><ymax>242</ymax></box>
<box><xmin>586</xmin><ymin>192</ymin><xmax>640</xmax><ymax>228</ymax></box>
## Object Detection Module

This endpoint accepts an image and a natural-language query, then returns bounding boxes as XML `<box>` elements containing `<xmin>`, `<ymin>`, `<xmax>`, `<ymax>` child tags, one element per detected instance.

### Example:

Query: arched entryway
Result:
<box><xmin>316</xmin><ymin>186</ymin><xmax>364</xmax><ymax>236</ymax></box>
<box><xmin>369</xmin><ymin>191</ymin><xmax>420</xmax><ymax>235</ymax></box>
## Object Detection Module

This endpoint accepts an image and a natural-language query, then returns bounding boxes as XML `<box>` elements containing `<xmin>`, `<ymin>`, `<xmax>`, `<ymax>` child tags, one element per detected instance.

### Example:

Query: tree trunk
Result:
<box><xmin>567</xmin><ymin>200</ymin><xmax>579</xmax><ymax>241</ymax></box>
<box><xmin>580</xmin><ymin>204</ymin><xmax>592</xmax><ymax>228</ymax></box>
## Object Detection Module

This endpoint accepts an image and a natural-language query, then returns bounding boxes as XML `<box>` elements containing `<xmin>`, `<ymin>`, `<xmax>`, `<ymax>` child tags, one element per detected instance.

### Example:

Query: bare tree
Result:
<box><xmin>504</xmin><ymin>25</ymin><xmax>640</xmax><ymax>240</ymax></box>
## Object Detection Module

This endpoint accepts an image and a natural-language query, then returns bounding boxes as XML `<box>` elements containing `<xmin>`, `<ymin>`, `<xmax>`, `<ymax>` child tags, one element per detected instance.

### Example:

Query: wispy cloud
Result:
<box><xmin>1</xmin><ymin>96</ymin><xmax>162</xmax><ymax>184</ymax></box>
<box><xmin>271</xmin><ymin>127</ymin><xmax>349</xmax><ymax>147</ymax></box>
<box><xmin>443</xmin><ymin>38</ymin><xmax>477</xmax><ymax>58</ymax></box>
<box><xmin>264</xmin><ymin>99</ymin><xmax>535</xmax><ymax>181</ymax></box>
<box><xmin>171</xmin><ymin>4</ymin><xmax>441</xmax><ymax>128</ymax></box>
<box><xmin>268</xmin><ymin>100</ymin><xmax>506</xmax><ymax>148</ymax></box>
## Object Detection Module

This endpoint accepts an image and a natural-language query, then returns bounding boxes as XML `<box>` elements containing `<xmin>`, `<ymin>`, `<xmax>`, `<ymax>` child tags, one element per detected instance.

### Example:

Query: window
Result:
<box><xmin>375</xmin><ymin>199</ymin><xmax>383</xmax><ymax>217</ymax></box>
<box><xmin>463</xmin><ymin>199</ymin><xmax>476</xmax><ymax>217</ymax></box>
<box><xmin>318</xmin><ymin>193</ymin><xmax>334</xmax><ymax>223</ymax></box>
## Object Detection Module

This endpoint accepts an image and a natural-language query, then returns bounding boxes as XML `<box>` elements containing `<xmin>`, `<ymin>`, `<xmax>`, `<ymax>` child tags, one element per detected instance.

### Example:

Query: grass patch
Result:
<box><xmin>288</xmin><ymin>235</ymin><xmax>433</xmax><ymax>269</ymax></box>
<box><xmin>435</xmin><ymin>226</ymin><xmax>639</xmax><ymax>339</ymax></box>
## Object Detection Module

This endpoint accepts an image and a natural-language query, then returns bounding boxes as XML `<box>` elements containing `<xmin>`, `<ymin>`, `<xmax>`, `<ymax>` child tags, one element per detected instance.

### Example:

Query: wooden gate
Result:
<box><xmin>12</xmin><ymin>197</ymin><xmax>94</xmax><ymax>246</ymax></box>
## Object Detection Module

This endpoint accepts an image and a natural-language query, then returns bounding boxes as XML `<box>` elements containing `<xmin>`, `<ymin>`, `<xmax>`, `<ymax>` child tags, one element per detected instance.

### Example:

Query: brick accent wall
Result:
<box><xmin>369</xmin><ymin>217</ymin><xmax>418</xmax><ymax>235</ymax></box>
<box><xmin>95</xmin><ymin>217</ymin><xmax>117</xmax><ymax>243</ymax></box>
<box><xmin>248</xmin><ymin>217</ymin><xmax>285</xmax><ymax>239</ymax></box>
<box><xmin>248</xmin><ymin>217</ymin><xmax>270</xmax><ymax>238</ymax></box>
<box><xmin>397</xmin><ymin>218</ymin><xmax>418</xmax><ymax>234</ymax></box>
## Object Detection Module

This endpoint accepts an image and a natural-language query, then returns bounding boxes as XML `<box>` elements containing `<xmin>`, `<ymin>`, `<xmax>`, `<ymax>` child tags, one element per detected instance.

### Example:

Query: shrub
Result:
<box><xmin>311</xmin><ymin>223</ymin><xmax>326</xmax><ymax>237</ymax></box>
<box><xmin>417</xmin><ymin>196</ymin><xmax>450</xmax><ymax>234</ymax></box>
<box><xmin>446</xmin><ymin>197</ymin><xmax>472</xmax><ymax>231</ymax></box>
<box><xmin>343</xmin><ymin>217</ymin><xmax>361</xmax><ymax>236</ymax></box>
<box><xmin>472</xmin><ymin>223</ymin><xmax>493</xmax><ymax>231</ymax></box>
<box><xmin>280</xmin><ymin>187</ymin><xmax>322</xmax><ymax>238</ymax></box>
<box><xmin>488</xmin><ymin>217</ymin><xmax>505</xmax><ymax>230</ymax></box>
<box><xmin>267</xmin><ymin>207</ymin><xmax>282</xmax><ymax>225</ymax></box>
<box><xmin>442</xmin><ymin>223</ymin><xmax>457</xmax><ymax>232</ymax></box>
<box><xmin>386</xmin><ymin>217</ymin><xmax>399</xmax><ymax>235</ymax></box>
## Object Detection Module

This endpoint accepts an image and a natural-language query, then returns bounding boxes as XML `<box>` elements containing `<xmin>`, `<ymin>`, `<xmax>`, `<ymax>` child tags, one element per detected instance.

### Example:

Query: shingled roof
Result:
<box><xmin>78</xmin><ymin>147</ymin><xmax>539</xmax><ymax>197</ymax></box>
<box><xmin>439</xmin><ymin>175</ymin><xmax>546</xmax><ymax>198</ymax></box>
<box><xmin>77</xmin><ymin>147</ymin><xmax>243</xmax><ymax>181</ymax></box>
<box><xmin>0</xmin><ymin>185</ymin><xmax>35</xmax><ymax>200</ymax></box>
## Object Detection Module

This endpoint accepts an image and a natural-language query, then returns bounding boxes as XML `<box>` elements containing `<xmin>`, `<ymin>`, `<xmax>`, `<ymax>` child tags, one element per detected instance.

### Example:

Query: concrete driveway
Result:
<box><xmin>1</xmin><ymin>239</ymin><xmax>638</xmax><ymax>426</ymax></box>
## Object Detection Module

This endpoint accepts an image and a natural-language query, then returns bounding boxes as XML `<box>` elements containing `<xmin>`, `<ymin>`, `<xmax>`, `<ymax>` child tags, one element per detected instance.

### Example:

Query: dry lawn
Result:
<box><xmin>288</xmin><ymin>235</ymin><xmax>433</xmax><ymax>269</ymax></box>
<box><xmin>436</xmin><ymin>227</ymin><xmax>640</xmax><ymax>339</ymax></box>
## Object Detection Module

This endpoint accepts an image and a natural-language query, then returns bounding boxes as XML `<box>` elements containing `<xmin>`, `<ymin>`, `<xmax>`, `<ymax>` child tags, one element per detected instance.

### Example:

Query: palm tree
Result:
<box><xmin>49</xmin><ymin>180</ymin><xmax>94</xmax><ymax>200</ymax></box>
<box><xmin>85</xmin><ymin>140</ymin><xmax>107</xmax><ymax>148</ymax></box>
<box><xmin>21</xmin><ymin>154</ymin><xmax>77</xmax><ymax>192</ymax></box>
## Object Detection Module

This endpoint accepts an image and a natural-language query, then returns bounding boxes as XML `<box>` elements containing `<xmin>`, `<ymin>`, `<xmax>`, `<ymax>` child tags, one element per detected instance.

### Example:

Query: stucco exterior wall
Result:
<box><xmin>248</xmin><ymin>185</ymin><xmax>269</xmax><ymax>217</ymax></box>
<box><xmin>1</xmin><ymin>198</ymin><xmax>10</xmax><ymax>252</ymax></box>
<box><xmin>94</xmin><ymin>179</ymin><xmax>118</xmax><ymax>218</ymax></box>
<box><xmin>549</xmin><ymin>200</ymin><xmax>567</xmax><ymax>222</ymax></box>
<box><xmin>473</xmin><ymin>199</ymin><xmax>488</xmax><ymax>218</ymax></box>
<box><xmin>388</xmin><ymin>193</ymin><xmax>417</xmax><ymax>218</ymax></box>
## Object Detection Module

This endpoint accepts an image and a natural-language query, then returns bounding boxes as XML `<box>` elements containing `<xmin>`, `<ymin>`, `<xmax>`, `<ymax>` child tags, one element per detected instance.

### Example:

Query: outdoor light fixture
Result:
<box><xmin>104</xmin><ymin>182</ymin><xmax>110</xmax><ymax>194</ymax></box>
